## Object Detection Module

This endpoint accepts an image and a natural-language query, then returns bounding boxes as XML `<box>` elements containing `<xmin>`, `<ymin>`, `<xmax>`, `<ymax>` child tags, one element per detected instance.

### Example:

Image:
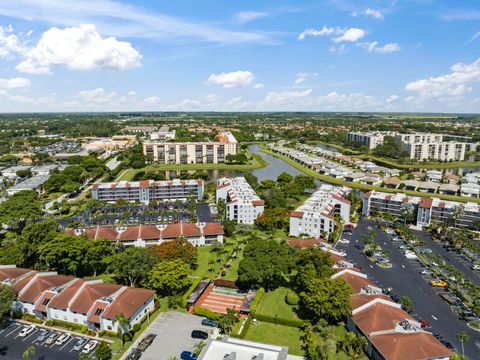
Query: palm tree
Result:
<box><xmin>22</xmin><ymin>345</ymin><xmax>35</xmax><ymax>360</ymax></box>
<box><xmin>194</xmin><ymin>340</ymin><xmax>206</xmax><ymax>356</ymax></box>
<box><xmin>116</xmin><ymin>312</ymin><xmax>130</xmax><ymax>347</ymax></box>
<box><xmin>456</xmin><ymin>331</ymin><xmax>470</xmax><ymax>357</ymax></box>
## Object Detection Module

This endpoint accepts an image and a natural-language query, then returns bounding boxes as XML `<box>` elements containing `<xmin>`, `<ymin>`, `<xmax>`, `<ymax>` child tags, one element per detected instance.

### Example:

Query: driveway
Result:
<box><xmin>335</xmin><ymin>220</ymin><xmax>480</xmax><ymax>359</ymax></box>
<box><xmin>128</xmin><ymin>311</ymin><xmax>215</xmax><ymax>360</ymax></box>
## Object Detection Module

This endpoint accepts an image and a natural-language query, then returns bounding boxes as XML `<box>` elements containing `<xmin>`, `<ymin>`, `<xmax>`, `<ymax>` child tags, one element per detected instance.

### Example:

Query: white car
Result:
<box><xmin>18</xmin><ymin>325</ymin><xmax>36</xmax><ymax>337</ymax></box>
<box><xmin>405</xmin><ymin>250</ymin><xmax>418</xmax><ymax>259</ymax></box>
<box><xmin>82</xmin><ymin>340</ymin><xmax>99</xmax><ymax>353</ymax></box>
<box><xmin>55</xmin><ymin>332</ymin><xmax>72</xmax><ymax>346</ymax></box>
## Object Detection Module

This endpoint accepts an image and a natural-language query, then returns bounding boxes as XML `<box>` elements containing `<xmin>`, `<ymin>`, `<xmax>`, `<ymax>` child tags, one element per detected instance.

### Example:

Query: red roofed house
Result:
<box><xmin>69</xmin><ymin>221</ymin><xmax>224</xmax><ymax>247</ymax></box>
<box><xmin>1</xmin><ymin>266</ymin><xmax>155</xmax><ymax>333</ymax></box>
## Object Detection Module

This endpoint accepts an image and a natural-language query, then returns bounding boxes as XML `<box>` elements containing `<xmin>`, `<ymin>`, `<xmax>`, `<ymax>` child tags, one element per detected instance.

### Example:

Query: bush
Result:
<box><xmin>21</xmin><ymin>314</ymin><xmax>43</xmax><ymax>324</ymax></box>
<box><xmin>132</xmin><ymin>323</ymin><xmax>141</xmax><ymax>333</ymax></box>
<box><xmin>239</xmin><ymin>316</ymin><xmax>252</xmax><ymax>338</ymax></box>
<box><xmin>249</xmin><ymin>288</ymin><xmax>265</xmax><ymax>315</ymax></box>
<box><xmin>253</xmin><ymin>314</ymin><xmax>304</xmax><ymax>328</ymax></box>
<box><xmin>168</xmin><ymin>295</ymin><xmax>183</xmax><ymax>309</ymax></box>
<box><xmin>44</xmin><ymin>319</ymin><xmax>88</xmax><ymax>333</ymax></box>
<box><xmin>99</xmin><ymin>330</ymin><xmax>118</xmax><ymax>338</ymax></box>
<box><xmin>285</xmin><ymin>291</ymin><xmax>299</xmax><ymax>306</ymax></box>
<box><xmin>193</xmin><ymin>307</ymin><xmax>222</xmax><ymax>320</ymax></box>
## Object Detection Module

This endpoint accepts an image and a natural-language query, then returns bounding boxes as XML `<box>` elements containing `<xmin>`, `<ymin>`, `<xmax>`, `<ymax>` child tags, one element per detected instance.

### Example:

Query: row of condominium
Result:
<box><xmin>142</xmin><ymin>131</ymin><xmax>238</xmax><ymax>164</ymax></box>
<box><xmin>347</xmin><ymin>131</ymin><xmax>479</xmax><ymax>161</ymax></box>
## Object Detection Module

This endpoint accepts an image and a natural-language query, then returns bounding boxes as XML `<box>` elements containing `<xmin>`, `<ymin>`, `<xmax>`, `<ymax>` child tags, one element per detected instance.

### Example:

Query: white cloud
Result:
<box><xmin>294</xmin><ymin>77</ymin><xmax>306</xmax><ymax>84</ymax></box>
<box><xmin>234</xmin><ymin>11</ymin><xmax>269</xmax><ymax>24</ymax></box>
<box><xmin>141</xmin><ymin>96</ymin><xmax>160</xmax><ymax>107</ymax></box>
<box><xmin>253</xmin><ymin>83</ymin><xmax>265</xmax><ymax>89</ymax></box>
<box><xmin>0</xmin><ymin>0</ymin><xmax>273</xmax><ymax>45</ymax></box>
<box><xmin>359</xmin><ymin>41</ymin><xmax>400</xmax><ymax>53</ymax></box>
<box><xmin>0</xmin><ymin>25</ymin><xmax>25</xmax><ymax>58</ymax></box>
<box><xmin>333</xmin><ymin>28</ymin><xmax>365</xmax><ymax>43</ymax></box>
<box><xmin>352</xmin><ymin>8</ymin><xmax>384</xmax><ymax>20</ymax></box>
<box><xmin>207</xmin><ymin>71</ymin><xmax>255</xmax><ymax>88</ymax></box>
<box><xmin>298</xmin><ymin>26</ymin><xmax>365</xmax><ymax>43</ymax></box>
<box><xmin>0</xmin><ymin>77</ymin><xmax>30</xmax><ymax>89</ymax></box>
<box><xmin>264</xmin><ymin>89</ymin><xmax>313</xmax><ymax>104</ymax></box>
<box><xmin>16</xmin><ymin>24</ymin><xmax>141</xmax><ymax>74</ymax></box>
<box><xmin>127</xmin><ymin>90</ymin><xmax>136</xmax><ymax>96</ymax></box>
<box><xmin>405</xmin><ymin>58</ymin><xmax>480</xmax><ymax>98</ymax></box>
<box><xmin>387</xmin><ymin>95</ymin><xmax>399</xmax><ymax>103</ymax></box>
<box><xmin>77</xmin><ymin>88</ymin><xmax>117</xmax><ymax>104</ymax></box>
<box><xmin>329</xmin><ymin>44</ymin><xmax>347</xmax><ymax>54</ymax></box>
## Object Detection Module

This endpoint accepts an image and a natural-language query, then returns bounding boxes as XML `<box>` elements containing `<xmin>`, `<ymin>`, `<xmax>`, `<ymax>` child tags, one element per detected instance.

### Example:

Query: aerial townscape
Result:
<box><xmin>0</xmin><ymin>1</ymin><xmax>480</xmax><ymax>360</ymax></box>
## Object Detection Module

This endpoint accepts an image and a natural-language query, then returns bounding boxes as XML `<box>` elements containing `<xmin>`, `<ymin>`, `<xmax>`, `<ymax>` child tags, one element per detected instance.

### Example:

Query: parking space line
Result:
<box><xmin>0</xmin><ymin>323</ymin><xmax>15</xmax><ymax>334</ymax></box>
<box><xmin>5</xmin><ymin>325</ymin><xmax>21</xmax><ymax>337</ymax></box>
<box><xmin>23</xmin><ymin>329</ymin><xmax>39</xmax><ymax>342</ymax></box>
<box><xmin>60</xmin><ymin>337</ymin><xmax>74</xmax><ymax>350</ymax></box>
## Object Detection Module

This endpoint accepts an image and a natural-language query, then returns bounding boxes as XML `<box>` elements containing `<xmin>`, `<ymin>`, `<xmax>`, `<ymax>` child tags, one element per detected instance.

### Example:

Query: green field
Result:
<box><xmin>193</xmin><ymin>237</ymin><xmax>240</xmax><ymax>278</ymax></box>
<box><xmin>256</xmin><ymin>287</ymin><xmax>300</xmax><ymax>321</ymax></box>
<box><xmin>116</xmin><ymin>151</ymin><xmax>268</xmax><ymax>181</ymax></box>
<box><xmin>243</xmin><ymin>321</ymin><xmax>304</xmax><ymax>355</ymax></box>
<box><xmin>260</xmin><ymin>144</ymin><xmax>480</xmax><ymax>204</ymax></box>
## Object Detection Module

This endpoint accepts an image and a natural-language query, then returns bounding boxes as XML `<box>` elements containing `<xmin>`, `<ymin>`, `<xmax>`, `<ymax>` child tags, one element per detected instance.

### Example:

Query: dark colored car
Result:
<box><xmin>419</xmin><ymin>320</ymin><xmax>429</xmax><ymax>328</ymax></box>
<box><xmin>125</xmin><ymin>349</ymin><xmax>142</xmax><ymax>360</ymax></box>
<box><xmin>181</xmin><ymin>351</ymin><xmax>197</xmax><ymax>360</ymax></box>
<box><xmin>201</xmin><ymin>319</ymin><xmax>217</xmax><ymax>327</ymax></box>
<box><xmin>191</xmin><ymin>330</ymin><xmax>208</xmax><ymax>340</ymax></box>
<box><xmin>137</xmin><ymin>334</ymin><xmax>157</xmax><ymax>352</ymax></box>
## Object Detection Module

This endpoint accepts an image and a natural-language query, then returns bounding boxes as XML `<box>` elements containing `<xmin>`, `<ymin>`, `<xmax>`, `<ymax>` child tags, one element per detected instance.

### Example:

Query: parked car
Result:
<box><xmin>419</xmin><ymin>320</ymin><xmax>430</xmax><ymax>328</ymax></box>
<box><xmin>471</xmin><ymin>264</ymin><xmax>480</xmax><ymax>271</ymax></box>
<box><xmin>125</xmin><ymin>349</ymin><xmax>142</xmax><ymax>360</ymax></box>
<box><xmin>73</xmin><ymin>338</ymin><xmax>89</xmax><ymax>351</ymax></box>
<box><xmin>201</xmin><ymin>318</ymin><xmax>217</xmax><ymax>327</ymax></box>
<box><xmin>191</xmin><ymin>330</ymin><xmax>208</xmax><ymax>340</ymax></box>
<box><xmin>137</xmin><ymin>334</ymin><xmax>157</xmax><ymax>352</ymax></box>
<box><xmin>45</xmin><ymin>332</ymin><xmax>61</xmax><ymax>345</ymax></box>
<box><xmin>35</xmin><ymin>329</ymin><xmax>50</xmax><ymax>342</ymax></box>
<box><xmin>18</xmin><ymin>325</ymin><xmax>36</xmax><ymax>337</ymax></box>
<box><xmin>82</xmin><ymin>340</ymin><xmax>99</xmax><ymax>353</ymax></box>
<box><xmin>181</xmin><ymin>351</ymin><xmax>198</xmax><ymax>360</ymax></box>
<box><xmin>430</xmin><ymin>280</ymin><xmax>448</xmax><ymax>287</ymax></box>
<box><xmin>55</xmin><ymin>333</ymin><xmax>72</xmax><ymax>346</ymax></box>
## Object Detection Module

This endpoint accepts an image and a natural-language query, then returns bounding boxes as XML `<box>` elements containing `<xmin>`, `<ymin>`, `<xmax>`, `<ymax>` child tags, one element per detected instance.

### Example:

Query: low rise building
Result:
<box><xmin>363</xmin><ymin>190</ymin><xmax>480</xmax><ymax>229</ymax></box>
<box><xmin>6</xmin><ymin>175</ymin><xmax>50</xmax><ymax>195</ymax></box>
<box><xmin>150</xmin><ymin>126</ymin><xmax>176</xmax><ymax>140</ymax></box>
<box><xmin>199</xmin><ymin>337</ymin><xmax>289</xmax><ymax>360</ymax></box>
<box><xmin>92</xmin><ymin>179</ymin><xmax>204</xmax><ymax>204</ymax></box>
<box><xmin>0</xmin><ymin>265</ymin><xmax>155</xmax><ymax>333</ymax></box>
<box><xmin>143</xmin><ymin>131</ymin><xmax>237</xmax><ymax>164</ymax></box>
<box><xmin>82</xmin><ymin>137</ymin><xmax>136</xmax><ymax>153</ymax></box>
<box><xmin>216</xmin><ymin>177</ymin><xmax>264</xmax><ymax>224</ymax></box>
<box><xmin>289</xmin><ymin>184</ymin><xmax>351</xmax><ymax>238</ymax></box>
<box><xmin>68</xmin><ymin>222</ymin><xmax>224</xmax><ymax>246</ymax></box>
<box><xmin>1</xmin><ymin>165</ymin><xmax>32</xmax><ymax>179</ymax></box>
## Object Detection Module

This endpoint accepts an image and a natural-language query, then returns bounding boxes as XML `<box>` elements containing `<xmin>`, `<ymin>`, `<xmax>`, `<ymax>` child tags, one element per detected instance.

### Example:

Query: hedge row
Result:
<box><xmin>238</xmin><ymin>316</ymin><xmax>253</xmax><ymax>338</ymax></box>
<box><xmin>253</xmin><ymin>313</ymin><xmax>305</xmax><ymax>328</ymax></box>
<box><xmin>192</xmin><ymin>307</ymin><xmax>223</xmax><ymax>320</ymax></box>
<box><xmin>45</xmin><ymin>319</ymin><xmax>89</xmax><ymax>333</ymax></box>
<box><xmin>21</xmin><ymin>314</ymin><xmax>43</xmax><ymax>324</ymax></box>
<box><xmin>182</xmin><ymin>277</ymin><xmax>205</xmax><ymax>308</ymax></box>
<box><xmin>249</xmin><ymin>287</ymin><xmax>265</xmax><ymax>315</ymax></box>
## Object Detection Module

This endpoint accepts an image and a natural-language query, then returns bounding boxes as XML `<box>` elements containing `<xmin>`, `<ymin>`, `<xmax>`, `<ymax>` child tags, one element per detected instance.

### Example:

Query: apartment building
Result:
<box><xmin>347</xmin><ymin>131</ymin><xmax>394</xmax><ymax>150</ymax></box>
<box><xmin>0</xmin><ymin>265</ymin><xmax>155</xmax><ymax>333</ymax></box>
<box><xmin>216</xmin><ymin>177</ymin><xmax>264</xmax><ymax>225</ymax></box>
<box><xmin>143</xmin><ymin>131</ymin><xmax>237</xmax><ymax>164</ymax></box>
<box><xmin>363</xmin><ymin>190</ymin><xmax>480</xmax><ymax>229</ymax></box>
<box><xmin>69</xmin><ymin>222</ymin><xmax>224</xmax><ymax>246</ymax></box>
<box><xmin>395</xmin><ymin>133</ymin><xmax>479</xmax><ymax>161</ymax></box>
<box><xmin>92</xmin><ymin>179</ymin><xmax>204</xmax><ymax>204</ymax></box>
<box><xmin>289</xmin><ymin>184</ymin><xmax>351</xmax><ymax>238</ymax></box>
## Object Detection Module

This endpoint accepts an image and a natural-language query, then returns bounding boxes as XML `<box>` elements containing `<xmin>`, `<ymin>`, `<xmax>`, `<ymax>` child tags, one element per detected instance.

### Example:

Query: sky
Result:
<box><xmin>0</xmin><ymin>0</ymin><xmax>479</xmax><ymax>113</ymax></box>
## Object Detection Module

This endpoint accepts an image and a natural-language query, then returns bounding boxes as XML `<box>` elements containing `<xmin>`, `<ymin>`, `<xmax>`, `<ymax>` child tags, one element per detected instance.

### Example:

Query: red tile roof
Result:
<box><xmin>350</xmin><ymin>294</ymin><xmax>392</xmax><ymax>310</ymax></box>
<box><xmin>0</xmin><ymin>267</ymin><xmax>33</xmax><ymax>283</ymax></box>
<box><xmin>352</xmin><ymin>302</ymin><xmax>414</xmax><ymax>335</ymax></box>
<box><xmin>48</xmin><ymin>279</ymin><xmax>85</xmax><ymax>310</ymax></box>
<box><xmin>87</xmin><ymin>300</ymin><xmax>109</xmax><ymax>324</ymax></box>
<box><xmin>336</xmin><ymin>271</ymin><xmax>375</xmax><ymax>294</ymax></box>
<box><xmin>102</xmin><ymin>287</ymin><xmax>155</xmax><ymax>320</ymax></box>
<box><xmin>70</xmin><ymin>282</ymin><xmax>122</xmax><ymax>314</ymax></box>
<box><xmin>203</xmin><ymin>222</ymin><xmax>224</xmax><ymax>236</ymax></box>
<box><xmin>19</xmin><ymin>274</ymin><xmax>76</xmax><ymax>304</ymax></box>
<box><xmin>419</xmin><ymin>197</ymin><xmax>433</xmax><ymax>209</ymax></box>
<box><xmin>290</xmin><ymin>211</ymin><xmax>304</xmax><ymax>218</ymax></box>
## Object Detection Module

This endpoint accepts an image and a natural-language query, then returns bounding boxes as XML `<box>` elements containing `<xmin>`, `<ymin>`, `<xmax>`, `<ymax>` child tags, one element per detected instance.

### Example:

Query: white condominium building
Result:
<box><xmin>289</xmin><ymin>184</ymin><xmax>351</xmax><ymax>238</ymax></box>
<box><xmin>92</xmin><ymin>179</ymin><xmax>204</xmax><ymax>204</ymax></box>
<box><xmin>143</xmin><ymin>131</ymin><xmax>237</xmax><ymax>164</ymax></box>
<box><xmin>363</xmin><ymin>190</ymin><xmax>480</xmax><ymax>229</ymax></box>
<box><xmin>347</xmin><ymin>131</ymin><xmax>395</xmax><ymax>150</ymax></box>
<box><xmin>216</xmin><ymin>177</ymin><xmax>265</xmax><ymax>224</ymax></box>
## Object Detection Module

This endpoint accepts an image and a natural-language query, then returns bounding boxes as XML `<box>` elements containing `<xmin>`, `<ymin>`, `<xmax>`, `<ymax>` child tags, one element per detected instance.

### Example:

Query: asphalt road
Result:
<box><xmin>0</xmin><ymin>322</ymin><xmax>96</xmax><ymax>360</ymax></box>
<box><xmin>336</xmin><ymin>220</ymin><xmax>480</xmax><ymax>359</ymax></box>
<box><xmin>413</xmin><ymin>230</ymin><xmax>480</xmax><ymax>286</ymax></box>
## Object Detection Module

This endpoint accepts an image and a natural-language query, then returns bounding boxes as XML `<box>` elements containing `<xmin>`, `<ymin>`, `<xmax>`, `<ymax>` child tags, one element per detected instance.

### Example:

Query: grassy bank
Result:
<box><xmin>259</xmin><ymin>144</ymin><xmax>480</xmax><ymax>204</ymax></box>
<box><xmin>117</xmin><ymin>151</ymin><xmax>268</xmax><ymax>181</ymax></box>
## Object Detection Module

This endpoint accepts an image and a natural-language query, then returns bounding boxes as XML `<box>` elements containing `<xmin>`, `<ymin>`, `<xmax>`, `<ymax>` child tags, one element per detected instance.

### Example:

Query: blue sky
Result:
<box><xmin>0</xmin><ymin>0</ymin><xmax>479</xmax><ymax>112</ymax></box>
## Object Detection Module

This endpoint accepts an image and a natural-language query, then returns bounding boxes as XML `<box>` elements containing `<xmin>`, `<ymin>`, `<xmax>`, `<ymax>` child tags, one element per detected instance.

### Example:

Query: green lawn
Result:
<box><xmin>193</xmin><ymin>237</ymin><xmax>239</xmax><ymax>278</ymax></box>
<box><xmin>243</xmin><ymin>321</ymin><xmax>304</xmax><ymax>355</ymax></box>
<box><xmin>256</xmin><ymin>287</ymin><xmax>300</xmax><ymax>321</ymax></box>
<box><xmin>260</xmin><ymin>144</ymin><xmax>480</xmax><ymax>204</ymax></box>
<box><xmin>222</xmin><ymin>245</ymin><xmax>244</xmax><ymax>281</ymax></box>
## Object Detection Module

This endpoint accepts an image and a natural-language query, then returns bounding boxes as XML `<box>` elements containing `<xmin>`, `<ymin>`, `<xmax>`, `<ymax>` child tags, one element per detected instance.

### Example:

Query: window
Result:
<box><xmin>42</xmin><ymin>298</ymin><xmax>50</xmax><ymax>306</ymax></box>
<box><xmin>94</xmin><ymin>308</ymin><xmax>104</xmax><ymax>316</ymax></box>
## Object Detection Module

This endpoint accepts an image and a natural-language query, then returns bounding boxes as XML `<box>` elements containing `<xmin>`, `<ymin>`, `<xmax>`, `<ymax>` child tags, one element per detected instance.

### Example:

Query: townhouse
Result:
<box><xmin>0</xmin><ymin>265</ymin><xmax>155</xmax><ymax>333</ymax></box>
<box><xmin>363</xmin><ymin>190</ymin><xmax>480</xmax><ymax>229</ymax></box>
<box><xmin>143</xmin><ymin>131</ymin><xmax>237</xmax><ymax>164</ymax></box>
<box><xmin>289</xmin><ymin>184</ymin><xmax>351</xmax><ymax>238</ymax></box>
<box><xmin>216</xmin><ymin>177</ymin><xmax>265</xmax><ymax>225</ymax></box>
<box><xmin>92</xmin><ymin>179</ymin><xmax>204</xmax><ymax>204</ymax></box>
<box><xmin>68</xmin><ymin>222</ymin><xmax>224</xmax><ymax>246</ymax></box>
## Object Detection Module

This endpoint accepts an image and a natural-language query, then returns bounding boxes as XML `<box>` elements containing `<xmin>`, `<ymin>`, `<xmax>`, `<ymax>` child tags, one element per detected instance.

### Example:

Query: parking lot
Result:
<box><xmin>0</xmin><ymin>322</ymin><xmax>98</xmax><ymax>359</ymax></box>
<box><xmin>336</xmin><ymin>220</ymin><xmax>480</xmax><ymax>359</ymax></box>
<box><xmin>127</xmin><ymin>311</ymin><xmax>215</xmax><ymax>360</ymax></box>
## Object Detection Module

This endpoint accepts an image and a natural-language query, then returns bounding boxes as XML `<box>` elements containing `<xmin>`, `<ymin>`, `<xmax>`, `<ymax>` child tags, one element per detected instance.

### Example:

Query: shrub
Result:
<box><xmin>249</xmin><ymin>288</ymin><xmax>265</xmax><ymax>315</ymax></box>
<box><xmin>21</xmin><ymin>314</ymin><xmax>43</xmax><ymax>324</ymax></box>
<box><xmin>99</xmin><ymin>330</ymin><xmax>118</xmax><ymax>338</ymax></box>
<box><xmin>193</xmin><ymin>307</ymin><xmax>222</xmax><ymax>320</ymax></box>
<box><xmin>132</xmin><ymin>323</ymin><xmax>141</xmax><ymax>333</ymax></box>
<box><xmin>285</xmin><ymin>291</ymin><xmax>299</xmax><ymax>306</ymax></box>
<box><xmin>168</xmin><ymin>295</ymin><xmax>183</xmax><ymax>309</ymax></box>
<box><xmin>44</xmin><ymin>319</ymin><xmax>88</xmax><ymax>333</ymax></box>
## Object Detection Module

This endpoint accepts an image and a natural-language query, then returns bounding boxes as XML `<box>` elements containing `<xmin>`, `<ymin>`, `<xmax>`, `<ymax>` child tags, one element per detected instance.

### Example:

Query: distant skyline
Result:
<box><xmin>0</xmin><ymin>0</ymin><xmax>479</xmax><ymax>113</ymax></box>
